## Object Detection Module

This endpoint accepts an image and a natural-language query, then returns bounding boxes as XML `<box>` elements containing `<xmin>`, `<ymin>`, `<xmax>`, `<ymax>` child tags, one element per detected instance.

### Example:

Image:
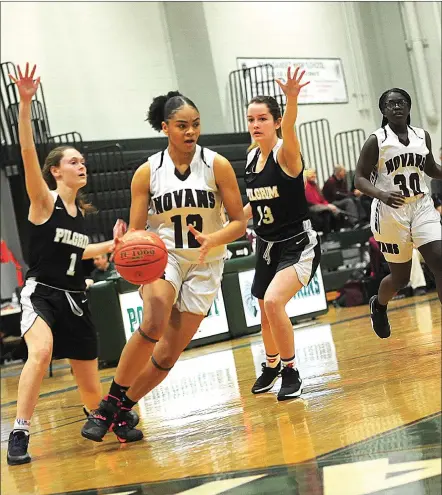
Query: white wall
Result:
<box><xmin>1</xmin><ymin>2</ymin><xmax>177</xmax><ymax>140</ymax></box>
<box><xmin>404</xmin><ymin>1</ymin><xmax>441</xmax><ymax>156</ymax></box>
<box><xmin>203</xmin><ymin>2</ymin><xmax>378</xmax><ymax>138</ymax></box>
<box><xmin>2</xmin><ymin>2</ymin><xmax>440</xmax><ymax>153</ymax></box>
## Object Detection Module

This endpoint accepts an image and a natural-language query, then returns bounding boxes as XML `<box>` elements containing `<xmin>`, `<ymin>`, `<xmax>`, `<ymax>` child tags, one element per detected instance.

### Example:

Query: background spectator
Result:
<box><xmin>304</xmin><ymin>169</ymin><xmax>339</xmax><ymax>234</ymax></box>
<box><xmin>85</xmin><ymin>254</ymin><xmax>118</xmax><ymax>288</ymax></box>
<box><xmin>322</xmin><ymin>166</ymin><xmax>364</xmax><ymax>225</ymax></box>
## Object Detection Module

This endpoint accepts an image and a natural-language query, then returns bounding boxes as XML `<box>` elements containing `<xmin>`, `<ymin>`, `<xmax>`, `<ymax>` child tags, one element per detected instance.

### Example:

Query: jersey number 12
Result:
<box><xmin>171</xmin><ymin>214</ymin><xmax>203</xmax><ymax>248</ymax></box>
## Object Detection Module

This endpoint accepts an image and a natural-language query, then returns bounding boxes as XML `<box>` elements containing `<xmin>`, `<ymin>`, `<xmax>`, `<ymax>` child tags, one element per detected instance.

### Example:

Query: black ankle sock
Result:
<box><xmin>376</xmin><ymin>297</ymin><xmax>387</xmax><ymax>311</ymax></box>
<box><xmin>109</xmin><ymin>380</ymin><xmax>129</xmax><ymax>399</ymax></box>
<box><xmin>121</xmin><ymin>393</ymin><xmax>137</xmax><ymax>410</ymax></box>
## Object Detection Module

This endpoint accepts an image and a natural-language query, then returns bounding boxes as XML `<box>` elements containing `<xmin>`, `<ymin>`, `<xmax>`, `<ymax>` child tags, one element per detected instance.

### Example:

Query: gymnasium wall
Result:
<box><xmin>1</xmin><ymin>2</ymin><xmax>177</xmax><ymax>140</ymax></box>
<box><xmin>2</xmin><ymin>2</ymin><xmax>440</xmax><ymax>150</ymax></box>
<box><xmin>358</xmin><ymin>1</ymin><xmax>441</xmax><ymax>156</ymax></box>
<box><xmin>203</xmin><ymin>2</ymin><xmax>377</xmax><ymax>138</ymax></box>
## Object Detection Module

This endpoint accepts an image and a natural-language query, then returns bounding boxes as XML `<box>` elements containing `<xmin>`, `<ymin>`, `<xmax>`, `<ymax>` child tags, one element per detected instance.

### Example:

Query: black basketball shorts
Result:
<box><xmin>251</xmin><ymin>228</ymin><xmax>321</xmax><ymax>300</ymax></box>
<box><xmin>20</xmin><ymin>279</ymin><xmax>98</xmax><ymax>360</ymax></box>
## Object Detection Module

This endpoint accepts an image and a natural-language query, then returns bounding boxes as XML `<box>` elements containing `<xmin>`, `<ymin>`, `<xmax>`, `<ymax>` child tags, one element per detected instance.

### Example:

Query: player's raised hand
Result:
<box><xmin>275</xmin><ymin>66</ymin><xmax>310</xmax><ymax>99</ymax></box>
<box><xmin>188</xmin><ymin>224</ymin><xmax>215</xmax><ymax>264</ymax></box>
<box><xmin>9</xmin><ymin>63</ymin><xmax>40</xmax><ymax>102</ymax></box>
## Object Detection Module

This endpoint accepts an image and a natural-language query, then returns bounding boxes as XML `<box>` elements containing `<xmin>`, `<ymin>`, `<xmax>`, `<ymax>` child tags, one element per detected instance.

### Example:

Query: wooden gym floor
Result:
<box><xmin>1</xmin><ymin>293</ymin><xmax>441</xmax><ymax>495</ymax></box>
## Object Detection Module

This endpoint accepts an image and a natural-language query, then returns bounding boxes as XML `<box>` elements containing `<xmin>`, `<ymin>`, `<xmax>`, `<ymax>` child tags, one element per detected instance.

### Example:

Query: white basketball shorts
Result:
<box><xmin>163</xmin><ymin>252</ymin><xmax>224</xmax><ymax>315</ymax></box>
<box><xmin>370</xmin><ymin>194</ymin><xmax>441</xmax><ymax>263</ymax></box>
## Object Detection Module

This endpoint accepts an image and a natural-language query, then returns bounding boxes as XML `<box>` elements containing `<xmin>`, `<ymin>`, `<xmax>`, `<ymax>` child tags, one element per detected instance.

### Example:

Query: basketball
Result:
<box><xmin>114</xmin><ymin>230</ymin><xmax>168</xmax><ymax>285</ymax></box>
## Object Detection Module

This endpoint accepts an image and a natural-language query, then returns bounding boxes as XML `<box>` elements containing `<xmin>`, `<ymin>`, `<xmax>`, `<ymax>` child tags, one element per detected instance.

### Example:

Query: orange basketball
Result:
<box><xmin>114</xmin><ymin>230</ymin><xmax>168</xmax><ymax>285</ymax></box>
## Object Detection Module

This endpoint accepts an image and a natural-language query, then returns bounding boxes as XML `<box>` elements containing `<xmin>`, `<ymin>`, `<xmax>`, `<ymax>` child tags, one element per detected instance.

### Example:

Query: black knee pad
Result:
<box><xmin>151</xmin><ymin>355</ymin><xmax>173</xmax><ymax>372</ymax></box>
<box><xmin>137</xmin><ymin>327</ymin><xmax>159</xmax><ymax>344</ymax></box>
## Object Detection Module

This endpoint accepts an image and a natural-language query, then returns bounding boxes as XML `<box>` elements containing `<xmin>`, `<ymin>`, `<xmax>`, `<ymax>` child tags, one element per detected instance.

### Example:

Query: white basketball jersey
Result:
<box><xmin>371</xmin><ymin>124</ymin><xmax>429</xmax><ymax>197</ymax></box>
<box><xmin>147</xmin><ymin>145</ymin><xmax>226</xmax><ymax>264</ymax></box>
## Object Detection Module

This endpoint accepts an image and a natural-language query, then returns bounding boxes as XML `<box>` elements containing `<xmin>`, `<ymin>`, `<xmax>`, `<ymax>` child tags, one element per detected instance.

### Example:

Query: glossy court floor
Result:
<box><xmin>1</xmin><ymin>293</ymin><xmax>441</xmax><ymax>495</ymax></box>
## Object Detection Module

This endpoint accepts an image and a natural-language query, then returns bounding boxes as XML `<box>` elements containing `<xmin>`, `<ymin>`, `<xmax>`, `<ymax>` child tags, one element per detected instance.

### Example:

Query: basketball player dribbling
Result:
<box><xmin>243</xmin><ymin>67</ymin><xmax>321</xmax><ymax>401</ymax></box>
<box><xmin>81</xmin><ymin>91</ymin><xmax>246</xmax><ymax>443</ymax></box>
<box><xmin>6</xmin><ymin>64</ymin><xmax>137</xmax><ymax>465</ymax></box>
<box><xmin>355</xmin><ymin>88</ymin><xmax>442</xmax><ymax>338</ymax></box>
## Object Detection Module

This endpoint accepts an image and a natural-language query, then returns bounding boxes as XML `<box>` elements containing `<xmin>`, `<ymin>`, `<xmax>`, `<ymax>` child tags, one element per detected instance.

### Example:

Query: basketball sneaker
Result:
<box><xmin>82</xmin><ymin>406</ymin><xmax>139</xmax><ymax>428</ymax></box>
<box><xmin>81</xmin><ymin>396</ymin><xmax>143</xmax><ymax>443</ymax></box>
<box><xmin>369</xmin><ymin>295</ymin><xmax>391</xmax><ymax>338</ymax></box>
<box><xmin>110</xmin><ymin>408</ymin><xmax>143</xmax><ymax>444</ymax></box>
<box><xmin>251</xmin><ymin>361</ymin><xmax>281</xmax><ymax>394</ymax></box>
<box><xmin>7</xmin><ymin>431</ymin><xmax>31</xmax><ymax>465</ymax></box>
<box><xmin>277</xmin><ymin>366</ymin><xmax>303</xmax><ymax>401</ymax></box>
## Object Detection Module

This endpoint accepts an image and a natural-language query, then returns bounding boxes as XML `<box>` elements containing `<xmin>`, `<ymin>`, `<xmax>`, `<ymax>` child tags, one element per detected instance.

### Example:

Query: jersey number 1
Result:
<box><xmin>67</xmin><ymin>253</ymin><xmax>77</xmax><ymax>276</ymax></box>
<box><xmin>171</xmin><ymin>214</ymin><xmax>203</xmax><ymax>248</ymax></box>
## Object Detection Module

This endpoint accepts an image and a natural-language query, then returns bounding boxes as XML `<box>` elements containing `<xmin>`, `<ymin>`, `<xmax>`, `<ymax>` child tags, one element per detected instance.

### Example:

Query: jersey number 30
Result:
<box><xmin>394</xmin><ymin>173</ymin><xmax>422</xmax><ymax>197</ymax></box>
<box><xmin>171</xmin><ymin>214</ymin><xmax>203</xmax><ymax>248</ymax></box>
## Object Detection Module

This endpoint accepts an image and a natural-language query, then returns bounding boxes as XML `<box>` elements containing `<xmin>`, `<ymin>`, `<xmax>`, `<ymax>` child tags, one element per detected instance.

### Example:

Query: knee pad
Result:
<box><xmin>137</xmin><ymin>327</ymin><xmax>159</xmax><ymax>344</ymax></box>
<box><xmin>151</xmin><ymin>355</ymin><xmax>174</xmax><ymax>372</ymax></box>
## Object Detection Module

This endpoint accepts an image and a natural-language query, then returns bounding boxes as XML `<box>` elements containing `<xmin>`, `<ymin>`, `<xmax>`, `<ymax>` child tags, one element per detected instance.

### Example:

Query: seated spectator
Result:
<box><xmin>85</xmin><ymin>254</ymin><xmax>118</xmax><ymax>287</ymax></box>
<box><xmin>322</xmin><ymin>166</ymin><xmax>364</xmax><ymax>225</ymax></box>
<box><xmin>304</xmin><ymin>169</ymin><xmax>338</xmax><ymax>234</ymax></box>
<box><xmin>304</xmin><ymin>169</ymin><xmax>348</xmax><ymax>233</ymax></box>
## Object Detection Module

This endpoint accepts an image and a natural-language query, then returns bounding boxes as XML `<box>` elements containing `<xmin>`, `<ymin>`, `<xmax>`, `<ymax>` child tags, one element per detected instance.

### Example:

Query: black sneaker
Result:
<box><xmin>7</xmin><ymin>431</ymin><xmax>31</xmax><ymax>465</ymax></box>
<box><xmin>110</xmin><ymin>408</ymin><xmax>143</xmax><ymax>444</ymax></box>
<box><xmin>251</xmin><ymin>362</ymin><xmax>281</xmax><ymax>394</ymax></box>
<box><xmin>369</xmin><ymin>295</ymin><xmax>391</xmax><ymax>338</ymax></box>
<box><xmin>81</xmin><ymin>396</ymin><xmax>119</xmax><ymax>442</ymax></box>
<box><xmin>82</xmin><ymin>406</ymin><xmax>139</xmax><ymax>429</ymax></box>
<box><xmin>277</xmin><ymin>367</ymin><xmax>303</xmax><ymax>401</ymax></box>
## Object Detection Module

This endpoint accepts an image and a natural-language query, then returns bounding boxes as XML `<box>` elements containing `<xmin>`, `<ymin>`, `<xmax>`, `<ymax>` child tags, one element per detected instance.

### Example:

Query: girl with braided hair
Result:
<box><xmin>355</xmin><ymin>88</ymin><xmax>442</xmax><ymax>338</ymax></box>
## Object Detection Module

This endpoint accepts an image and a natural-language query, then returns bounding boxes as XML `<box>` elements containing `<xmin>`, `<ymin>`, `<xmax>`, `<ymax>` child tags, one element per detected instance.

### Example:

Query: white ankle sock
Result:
<box><xmin>266</xmin><ymin>353</ymin><xmax>280</xmax><ymax>368</ymax></box>
<box><xmin>13</xmin><ymin>418</ymin><xmax>30</xmax><ymax>435</ymax></box>
<box><xmin>281</xmin><ymin>355</ymin><xmax>296</xmax><ymax>369</ymax></box>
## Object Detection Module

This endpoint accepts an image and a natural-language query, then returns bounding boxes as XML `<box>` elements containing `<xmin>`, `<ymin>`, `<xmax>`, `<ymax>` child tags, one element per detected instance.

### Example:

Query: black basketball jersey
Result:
<box><xmin>245</xmin><ymin>139</ymin><xmax>309</xmax><ymax>242</ymax></box>
<box><xmin>26</xmin><ymin>194</ymin><xmax>89</xmax><ymax>291</ymax></box>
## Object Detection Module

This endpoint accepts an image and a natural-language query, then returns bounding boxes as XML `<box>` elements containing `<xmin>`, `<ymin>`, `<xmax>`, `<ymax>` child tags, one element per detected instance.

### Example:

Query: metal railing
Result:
<box><xmin>334</xmin><ymin>128</ymin><xmax>366</xmax><ymax>172</ymax></box>
<box><xmin>299</xmin><ymin>119</ymin><xmax>335</xmax><ymax>187</ymax></box>
<box><xmin>229</xmin><ymin>64</ymin><xmax>285</xmax><ymax>133</ymax></box>
<box><xmin>1</xmin><ymin>62</ymin><xmax>52</xmax><ymax>146</ymax></box>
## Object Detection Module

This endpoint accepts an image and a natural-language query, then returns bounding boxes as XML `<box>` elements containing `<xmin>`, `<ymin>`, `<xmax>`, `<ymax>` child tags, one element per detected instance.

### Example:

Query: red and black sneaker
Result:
<box><xmin>110</xmin><ymin>407</ymin><xmax>143</xmax><ymax>443</ymax></box>
<box><xmin>81</xmin><ymin>395</ymin><xmax>119</xmax><ymax>442</ymax></box>
<box><xmin>82</xmin><ymin>405</ymin><xmax>139</xmax><ymax>429</ymax></box>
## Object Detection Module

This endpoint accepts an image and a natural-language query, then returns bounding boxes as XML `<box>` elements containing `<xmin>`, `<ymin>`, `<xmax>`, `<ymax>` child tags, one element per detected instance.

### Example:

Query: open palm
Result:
<box><xmin>9</xmin><ymin>63</ymin><xmax>40</xmax><ymax>102</ymax></box>
<box><xmin>275</xmin><ymin>66</ymin><xmax>310</xmax><ymax>98</ymax></box>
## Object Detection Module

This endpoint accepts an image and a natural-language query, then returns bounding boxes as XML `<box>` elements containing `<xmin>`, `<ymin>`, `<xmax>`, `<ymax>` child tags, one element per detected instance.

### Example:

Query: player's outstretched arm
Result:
<box><xmin>9</xmin><ymin>63</ymin><xmax>53</xmax><ymax>212</ymax></box>
<box><xmin>82</xmin><ymin>219</ymin><xmax>127</xmax><ymax>259</ymax></box>
<box><xmin>275</xmin><ymin>66</ymin><xmax>310</xmax><ymax>178</ymax></box>
<box><xmin>243</xmin><ymin>203</ymin><xmax>253</xmax><ymax>221</ymax></box>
